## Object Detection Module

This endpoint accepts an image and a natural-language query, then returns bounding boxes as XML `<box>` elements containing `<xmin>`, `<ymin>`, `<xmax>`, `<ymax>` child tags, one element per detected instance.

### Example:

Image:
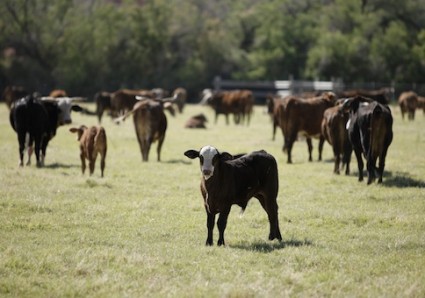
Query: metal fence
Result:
<box><xmin>213</xmin><ymin>76</ymin><xmax>425</xmax><ymax>104</ymax></box>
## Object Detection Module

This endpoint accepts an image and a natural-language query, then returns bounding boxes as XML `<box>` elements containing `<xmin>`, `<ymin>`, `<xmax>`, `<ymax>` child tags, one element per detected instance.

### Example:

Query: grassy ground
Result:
<box><xmin>0</xmin><ymin>102</ymin><xmax>424</xmax><ymax>297</ymax></box>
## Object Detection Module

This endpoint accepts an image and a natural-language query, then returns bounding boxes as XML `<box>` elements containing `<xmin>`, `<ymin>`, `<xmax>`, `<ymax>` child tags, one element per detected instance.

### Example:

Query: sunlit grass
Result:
<box><xmin>0</xmin><ymin>102</ymin><xmax>424</xmax><ymax>297</ymax></box>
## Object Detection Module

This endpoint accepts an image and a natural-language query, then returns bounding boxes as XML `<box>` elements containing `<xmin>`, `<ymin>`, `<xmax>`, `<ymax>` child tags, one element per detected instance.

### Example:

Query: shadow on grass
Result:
<box><xmin>45</xmin><ymin>162</ymin><xmax>79</xmax><ymax>169</ymax></box>
<box><xmin>166</xmin><ymin>159</ymin><xmax>191</xmax><ymax>165</ymax></box>
<box><xmin>383</xmin><ymin>171</ymin><xmax>425</xmax><ymax>188</ymax></box>
<box><xmin>230</xmin><ymin>238</ymin><xmax>313</xmax><ymax>253</ymax></box>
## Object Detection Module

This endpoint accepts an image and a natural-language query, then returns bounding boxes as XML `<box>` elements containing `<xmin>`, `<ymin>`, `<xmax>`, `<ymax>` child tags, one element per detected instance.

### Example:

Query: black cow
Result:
<box><xmin>184</xmin><ymin>146</ymin><xmax>282</xmax><ymax>246</ymax></box>
<box><xmin>10</xmin><ymin>94</ymin><xmax>83</xmax><ymax>167</ymax></box>
<box><xmin>342</xmin><ymin>96</ymin><xmax>393</xmax><ymax>184</ymax></box>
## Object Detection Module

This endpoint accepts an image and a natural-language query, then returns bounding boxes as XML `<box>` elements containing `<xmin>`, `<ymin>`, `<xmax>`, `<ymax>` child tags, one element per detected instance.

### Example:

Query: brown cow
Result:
<box><xmin>417</xmin><ymin>96</ymin><xmax>425</xmax><ymax>115</ymax></box>
<box><xmin>338</xmin><ymin>88</ymin><xmax>391</xmax><ymax>105</ymax></box>
<box><xmin>69</xmin><ymin>125</ymin><xmax>107</xmax><ymax>177</ymax></box>
<box><xmin>172</xmin><ymin>87</ymin><xmax>187</xmax><ymax>113</ymax></box>
<box><xmin>185</xmin><ymin>113</ymin><xmax>208</xmax><ymax>128</ymax></box>
<box><xmin>49</xmin><ymin>89</ymin><xmax>68</xmax><ymax>97</ymax></box>
<box><xmin>2</xmin><ymin>85</ymin><xmax>28</xmax><ymax>109</ymax></box>
<box><xmin>398</xmin><ymin>91</ymin><xmax>418</xmax><ymax>120</ymax></box>
<box><xmin>110</xmin><ymin>89</ymin><xmax>155</xmax><ymax>117</ymax></box>
<box><xmin>321</xmin><ymin>102</ymin><xmax>352</xmax><ymax>175</ymax></box>
<box><xmin>281</xmin><ymin>92</ymin><xmax>337</xmax><ymax>163</ymax></box>
<box><xmin>94</xmin><ymin>91</ymin><xmax>112</xmax><ymax>123</ymax></box>
<box><xmin>115</xmin><ymin>98</ymin><xmax>168</xmax><ymax>161</ymax></box>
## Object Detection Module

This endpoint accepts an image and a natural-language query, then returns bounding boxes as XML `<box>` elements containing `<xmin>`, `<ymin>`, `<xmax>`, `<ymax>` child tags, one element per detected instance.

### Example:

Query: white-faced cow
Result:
<box><xmin>9</xmin><ymin>94</ymin><xmax>84</xmax><ymax>167</ymax></box>
<box><xmin>342</xmin><ymin>96</ymin><xmax>393</xmax><ymax>184</ymax></box>
<box><xmin>184</xmin><ymin>145</ymin><xmax>282</xmax><ymax>246</ymax></box>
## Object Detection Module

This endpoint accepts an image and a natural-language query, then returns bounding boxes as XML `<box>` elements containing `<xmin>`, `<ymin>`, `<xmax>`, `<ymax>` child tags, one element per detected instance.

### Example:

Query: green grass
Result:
<box><xmin>0</xmin><ymin>102</ymin><xmax>424</xmax><ymax>297</ymax></box>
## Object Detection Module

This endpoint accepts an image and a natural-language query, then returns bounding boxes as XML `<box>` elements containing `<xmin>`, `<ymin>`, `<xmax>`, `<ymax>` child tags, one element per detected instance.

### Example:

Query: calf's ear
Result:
<box><xmin>69</xmin><ymin>127</ymin><xmax>79</xmax><ymax>133</ymax></box>
<box><xmin>220</xmin><ymin>152</ymin><xmax>233</xmax><ymax>161</ymax></box>
<box><xmin>184</xmin><ymin>150</ymin><xmax>199</xmax><ymax>159</ymax></box>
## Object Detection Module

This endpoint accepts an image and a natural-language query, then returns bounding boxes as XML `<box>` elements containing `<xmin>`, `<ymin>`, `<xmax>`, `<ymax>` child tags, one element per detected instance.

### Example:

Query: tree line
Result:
<box><xmin>1</xmin><ymin>0</ymin><xmax>424</xmax><ymax>100</ymax></box>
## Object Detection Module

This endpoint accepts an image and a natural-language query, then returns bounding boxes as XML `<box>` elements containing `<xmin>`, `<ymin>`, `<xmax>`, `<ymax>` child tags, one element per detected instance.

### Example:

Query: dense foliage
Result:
<box><xmin>1</xmin><ymin>0</ymin><xmax>424</xmax><ymax>97</ymax></box>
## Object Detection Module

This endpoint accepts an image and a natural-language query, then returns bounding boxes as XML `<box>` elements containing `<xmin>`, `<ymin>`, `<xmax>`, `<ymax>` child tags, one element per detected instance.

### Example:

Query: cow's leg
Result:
<box><xmin>217</xmin><ymin>208</ymin><xmax>230</xmax><ymax>246</ymax></box>
<box><xmin>157</xmin><ymin>136</ymin><xmax>165</xmax><ymax>162</ymax></box>
<box><xmin>334</xmin><ymin>152</ymin><xmax>341</xmax><ymax>174</ymax></box>
<box><xmin>377</xmin><ymin>147</ymin><xmax>389</xmax><ymax>184</ymax></box>
<box><xmin>257</xmin><ymin>195</ymin><xmax>282</xmax><ymax>241</ymax></box>
<box><xmin>100</xmin><ymin>152</ymin><xmax>106</xmax><ymax>178</ymax></box>
<box><xmin>318</xmin><ymin>136</ymin><xmax>325</xmax><ymax>161</ymax></box>
<box><xmin>306</xmin><ymin>138</ymin><xmax>313</xmax><ymax>162</ymax></box>
<box><xmin>142</xmin><ymin>140</ymin><xmax>151</xmax><ymax>162</ymax></box>
<box><xmin>206</xmin><ymin>212</ymin><xmax>215</xmax><ymax>246</ymax></box>
<box><xmin>17</xmin><ymin>132</ymin><xmax>26</xmax><ymax>167</ymax></box>
<box><xmin>34</xmin><ymin>135</ymin><xmax>43</xmax><ymax>167</ymax></box>
<box><xmin>353</xmin><ymin>148</ymin><xmax>364</xmax><ymax>182</ymax></box>
<box><xmin>89</xmin><ymin>155</ymin><xmax>96</xmax><ymax>176</ymax></box>
<box><xmin>80</xmin><ymin>151</ymin><xmax>86</xmax><ymax>174</ymax></box>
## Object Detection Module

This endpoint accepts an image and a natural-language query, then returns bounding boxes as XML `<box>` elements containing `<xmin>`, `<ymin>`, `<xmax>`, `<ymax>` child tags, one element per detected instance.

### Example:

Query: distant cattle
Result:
<box><xmin>185</xmin><ymin>113</ymin><xmax>208</xmax><ymax>128</ymax></box>
<box><xmin>115</xmin><ymin>98</ymin><xmax>169</xmax><ymax>161</ymax></box>
<box><xmin>184</xmin><ymin>146</ymin><xmax>282</xmax><ymax>246</ymax></box>
<box><xmin>49</xmin><ymin>89</ymin><xmax>68</xmax><ymax>97</ymax></box>
<box><xmin>70</xmin><ymin>125</ymin><xmax>107</xmax><ymax>177</ymax></box>
<box><xmin>321</xmin><ymin>102</ymin><xmax>352</xmax><ymax>175</ymax></box>
<box><xmin>338</xmin><ymin>88</ymin><xmax>391</xmax><ymax>105</ymax></box>
<box><xmin>202</xmin><ymin>89</ymin><xmax>254</xmax><ymax>125</ymax></box>
<box><xmin>172</xmin><ymin>87</ymin><xmax>187</xmax><ymax>113</ymax></box>
<box><xmin>281</xmin><ymin>92</ymin><xmax>337</xmax><ymax>163</ymax></box>
<box><xmin>110</xmin><ymin>89</ymin><xmax>155</xmax><ymax>117</ymax></box>
<box><xmin>94</xmin><ymin>91</ymin><xmax>112</xmax><ymax>123</ymax></box>
<box><xmin>342</xmin><ymin>96</ymin><xmax>393</xmax><ymax>184</ymax></box>
<box><xmin>9</xmin><ymin>94</ymin><xmax>84</xmax><ymax>167</ymax></box>
<box><xmin>418</xmin><ymin>96</ymin><xmax>425</xmax><ymax>115</ymax></box>
<box><xmin>2</xmin><ymin>85</ymin><xmax>28</xmax><ymax>109</ymax></box>
<box><xmin>398</xmin><ymin>91</ymin><xmax>418</xmax><ymax>120</ymax></box>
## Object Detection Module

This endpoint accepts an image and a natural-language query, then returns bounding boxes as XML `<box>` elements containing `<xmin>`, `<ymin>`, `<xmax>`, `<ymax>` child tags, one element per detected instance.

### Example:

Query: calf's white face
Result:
<box><xmin>199</xmin><ymin>145</ymin><xmax>218</xmax><ymax>180</ymax></box>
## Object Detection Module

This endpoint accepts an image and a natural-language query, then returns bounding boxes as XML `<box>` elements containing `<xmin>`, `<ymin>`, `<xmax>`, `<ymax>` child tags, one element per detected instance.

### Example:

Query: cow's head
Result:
<box><xmin>69</xmin><ymin>125</ymin><xmax>88</xmax><ymax>141</ymax></box>
<box><xmin>41</xmin><ymin>96</ymin><xmax>85</xmax><ymax>125</ymax></box>
<box><xmin>184</xmin><ymin>145</ymin><xmax>232</xmax><ymax>180</ymax></box>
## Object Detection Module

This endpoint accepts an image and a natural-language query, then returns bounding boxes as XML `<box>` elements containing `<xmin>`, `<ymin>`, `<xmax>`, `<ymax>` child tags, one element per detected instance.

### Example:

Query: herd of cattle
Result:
<box><xmin>2</xmin><ymin>85</ymin><xmax>424</xmax><ymax>181</ymax></box>
<box><xmin>2</xmin><ymin>84</ymin><xmax>424</xmax><ymax>245</ymax></box>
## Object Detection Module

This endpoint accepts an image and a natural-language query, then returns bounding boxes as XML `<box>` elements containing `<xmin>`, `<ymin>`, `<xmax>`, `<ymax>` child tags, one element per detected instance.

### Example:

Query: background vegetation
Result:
<box><xmin>0</xmin><ymin>102</ymin><xmax>424</xmax><ymax>297</ymax></box>
<box><xmin>1</xmin><ymin>0</ymin><xmax>425</xmax><ymax>98</ymax></box>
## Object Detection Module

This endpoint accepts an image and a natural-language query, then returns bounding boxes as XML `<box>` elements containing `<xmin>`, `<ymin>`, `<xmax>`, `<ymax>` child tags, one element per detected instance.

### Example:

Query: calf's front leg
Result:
<box><xmin>206</xmin><ymin>212</ymin><xmax>215</xmax><ymax>246</ymax></box>
<box><xmin>217</xmin><ymin>208</ymin><xmax>230</xmax><ymax>246</ymax></box>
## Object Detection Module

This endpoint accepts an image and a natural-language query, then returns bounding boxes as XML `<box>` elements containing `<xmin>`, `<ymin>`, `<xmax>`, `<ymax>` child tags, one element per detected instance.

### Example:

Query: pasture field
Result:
<box><xmin>0</xmin><ymin>102</ymin><xmax>424</xmax><ymax>297</ymax></box>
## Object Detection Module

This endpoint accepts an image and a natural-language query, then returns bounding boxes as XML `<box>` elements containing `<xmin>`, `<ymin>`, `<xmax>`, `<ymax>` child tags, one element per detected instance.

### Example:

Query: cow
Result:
<box><xmin>185</xmin><ymin>113</ymin><xmax>208</xmax><ymax>128</ymax></box>
<box><xmin>184</xmin><ymin>146</ymin><xmax>282</xmax><ymax>246</ymax></box>
<box><xmin>94</xmin><ymin>91</ymin><xmax>112</xmax><ymax>123</ymax></box>
<box><xmin>342</xmin><ymin>96</ymin><xmax>393</xmax><ymax>184</ymax></box>
<box><xmin>110</xmin><ymin>89</ymin><xmax>155</xmax><ymax>117</ymax></box>
<box><xmin>203</xmin><ymin>89</ymin><xmax>254</xmax><ymax>125</ymax></box>
<box><xmin>9</xmin><ymin>94</ymin><xmax>85</xmax><ymax>167</ymax></box>
<box><xmin>321</xmin><ymin>102</ymin><xmax>352</xmax><ymax>175</ymax></box>
<box><xmin>281</xmin><ymin>92</ymin><xmax>337</xmax><ymax>163</ymax></box>
<box><xmin>398</xmin><ymin>91</ymin><xmax>418</xmax><ymax>120</ymax></box>
<box><xmin>115</xmin><ymin>98</ymin><xmax>169</xmax><ymax>162</ymax></box>
<box><xmin>418</xmin><ymin>96</ymin><xmax>425</xmax><ymax>115</ymax></box>
<box><xmin>172</xmin><ymin>87</ymin><xmax>187</xmax><ymax>113</ymax></box>
<box><xmin>69</xmin><ymin>125</ymin><xmax>107</xmax><ymax>177</ymax></box>
<box><xmin>2</xmin><ymin>85</ymin><xmax>28</xmax><ymax>109</ymax></box>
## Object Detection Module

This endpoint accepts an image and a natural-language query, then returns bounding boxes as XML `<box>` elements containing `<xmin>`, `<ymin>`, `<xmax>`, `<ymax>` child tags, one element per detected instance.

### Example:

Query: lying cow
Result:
<box><xmin>342</xmin><ymin>96</ymin><xmax>393</xmax><ymax>184</ymax></box>
<box><xmin>398</xmin><ymin>91</ymin><xmax>418</xmax><ymax>120</ymax></box>
<box><xmin>69</xmin><ymin>125</ymin><xmax>107</xmax><ymax>177</ymax></box>
<box><xmin>184</xmin><ymin>113</ymin><xmax>208</xmax><ymax>128</ymax></box>
<box><xmin>321</xmin><ymin>103</ymin><xmax>352</xmax><ymax>175</ymax></box>
<box><xmin>9</xmin><ymin>94</ymin><xmax>84</xmax><ymax>166</ymax></box>
<box><xmin>184</xmin><ymin>146</ymin><xmax>282</xmax><ymax>246</ymax></box>
<box><xmin>281</xmin><ymin>92</ymin><xmax>337</xmax><ymax>163</ymax></box>
<box><xmin>115</xmin><ymin>97</ymin><xmax>169</xmax><ymax>161</ymax></box>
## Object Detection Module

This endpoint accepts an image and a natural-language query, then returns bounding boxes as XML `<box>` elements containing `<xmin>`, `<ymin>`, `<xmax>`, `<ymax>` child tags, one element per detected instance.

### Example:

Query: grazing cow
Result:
<box><xmin>185</xmin><ymin>113</ymin><xmax>208</xmax><ymax>128</ymax></box>
<box><xmin>281</xmin><ymin>92</ymin><xmax>337</xmax><ymax>163</ymax></box>
<box><xmin>342</xmin><ymin>96</ymin><xmax>393</xmax><ymax>184</ymax></box>
<box><xmin>115</xmin><ymin>98</ymin><xmax>168</xmax><ymax>161</ymax></box>
<box><xmin>184</xmin><ymin>146</ymin><xmax>282</xmax><ymax>246</ymax></box>
<box><xmin>2</xmin><ymin>85</ymin><xmax>28</xmax><ymax>109</ymax></box>
<box><xmin>321</xmin><ymin>103</ymin><xmax>352</xmax><ymax>175</ymax></box>
<box><xmin>94</xmin><ymin>91</ymin><xmax>112</xmax><ymax>123</ymax></box>
<box><xmin>110</xmin><ymin>89</ymin><xmax>155</xmax><ymax>116</ymax></box>
<box><xmin>69</xmin><ymin>125</ymin><xmax>107</xmax><ymax>177</ymax></box>
<box><xmin>398</xmin><ymin>91</ymin><xmax>418</xmax><ymax>120</ymax></box>
<box><xmin>9</xmin><ymin>94</ymin><xmax>84</xmax><ymax>167</ymax></box>
<box><xmin>172</xmin><ymin>87</ymin><xmax>187</xmax><ymax>113</ymax></box>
